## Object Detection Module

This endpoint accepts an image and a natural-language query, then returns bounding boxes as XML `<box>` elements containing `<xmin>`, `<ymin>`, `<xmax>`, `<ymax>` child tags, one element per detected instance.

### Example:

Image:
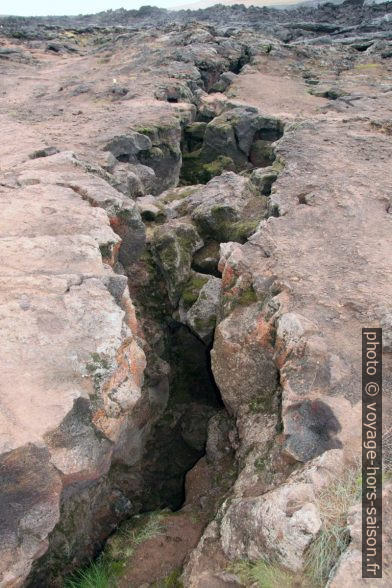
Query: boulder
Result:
<box><xmin>181</xmin><ymin>151</ymin><xmax>235</xmax><ymax>185</ymax></box>
<box><xmin>103</xmin><ymin>132</ymin><xmax>152</xmax><ymax>160</ymax></box>
<box><xmin>96</xmin><ymin>151</ymin><xmax>117</xmax><ymax>173</ymax></box>
<box><xmin>206</xmin><ymin>411</ymin><xmax>236</xmax><ymax>465</ymax></box>
<box><xmin>134</xmin><ymin>121</ymin><xmax>183</xmax><ymax>193</ymax></box>
<box><xmin>136</xmin><ymin>195</ymin><xmax>166</xmax><ymax>223</ymax></box>
<box><xmin>0</xmin><ymin>159</ymin><xmax>148</xmax><ymax>585</ymax></box>
<box><xmin>201</xmin><ymin>107</ymin><xmax>283</xmax><ymax>168</ymax></box>
<box><xmin>211</xmin><ymin>304</ymin><xmax>278</xmax><ymax>415</ymax></box>
<box><xmin>250</xmin><ymin>165</ymin><xmax>279</xmax><ymax>195</ymax></box>
<box><xmin>210</xmin><ymin>71</ymin><xmax>237</xmax><ymax>92</ymax></box>
<box><xmin>151</xmin><ymin>221</ymin><xmax>203</xmax><ymax>306</ymax></box>
<box><xmin>197</xmin><ymin>92</ymin><xmax>229</xmax><ymax>119</ymax></box>
<box><xmin>283</xmin><ymin>400</ymin><xmax>342</xmax><ymax>462</ymax></box>
<box><xmin>220</xmin><ymin>484</ymin><xmax>322</xmax><ymax>569</ymax></box>
<box><xmin>29</xmin><ymin>146</ymin><xmax>59</xmax><ymax>159</ymax></box>
<box><xmin>190</xmin><ymin>172</ymin><xmax>267</xmax><ymax>243</ymax></box>
<box><xmin>181</xmin><ymin>275</ymin><xmax>221</xmax><ymax>344</ymax></box>
<box><xmin>112</xmin><ymin>163</ymin><xmax>145</xmax><ymax>197</ymax></box>
<box><xmin>128</xmin><ymin>163</ymin><xmax>156</xmax><ymax>194</ymax></box>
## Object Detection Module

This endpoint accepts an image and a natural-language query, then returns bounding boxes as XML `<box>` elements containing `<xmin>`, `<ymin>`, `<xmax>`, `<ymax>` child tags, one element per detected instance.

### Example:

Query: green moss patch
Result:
<box><xmin>160</xmin><ymin>186</ymin><xmax>198</xmax><ymax>204</ymax></box>
<box><xmin>181</xmin><ymin>274</ymin><xmax>208</xmax><ymax>309</ymax></box>
<box><xmin>180</xmin><ymin>150</ymin><xmax>235</xmax><ymax>185</ymax></box>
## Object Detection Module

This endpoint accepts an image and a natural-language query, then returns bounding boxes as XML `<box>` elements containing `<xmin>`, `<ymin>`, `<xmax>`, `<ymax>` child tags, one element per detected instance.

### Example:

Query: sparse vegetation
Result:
<box><xmin>65</xmin><ymin>558</ymin><xmax>122</xmax><ymax>588</ymax></box>
<box><xmin>152</xmin><ymin>567</ymin><xmax>183</xmax><ymax>587</ymax></box>
<box><xmin>181</xmin><ymin>274</ymin><xmax>208</xmax><ymax>308</ymax></box>
<box><xmin>65</xmin><ymin>512</ymin><xmax>166</xmax><ymax>588</ymax></box>
<box><xmin>248</xmin><ymin>392</ymin><xmax>274</xmax><ymax>413</ymax></box>
<box><xmin>304</xmin><ymin>467</ymin><xmax>361</xmax><ymax>587</ymax></box>
<box><xmin>354</xmin><ymin>63</ymin><xmax>381</xmax><ymax>70</ymax></box>
<box><xmin>107</xmin><ymin>511</ymin><xmax>166</xmax><ymax>562</ymax></box>
<box><xmin>231</xmin><ymin>558</ymin><xmax>299</xmax><ymax>588</ymax></box>
<box><xmin>160</xmin><ymin>186</ymin><xmax>197</xmax><ymax>203</ymax></box>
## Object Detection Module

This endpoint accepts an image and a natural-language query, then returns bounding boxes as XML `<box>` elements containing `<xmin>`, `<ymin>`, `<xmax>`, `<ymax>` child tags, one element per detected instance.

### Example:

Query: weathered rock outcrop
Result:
<box><xmin>0</xmin><ymin>154</ymin><xmax>149</xmax><ymax>585</ymax></box>
<box><xmin>183</xmin><ymin>96</ymin><xmax>392</xmax><ymax>587</ymax></box>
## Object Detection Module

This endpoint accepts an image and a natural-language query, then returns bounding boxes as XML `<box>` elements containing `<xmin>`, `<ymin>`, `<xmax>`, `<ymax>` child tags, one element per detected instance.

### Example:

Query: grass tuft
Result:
<box><xmin>231</xmin><ymin>558</ymin><xmax>298</xmax><ymax>588</ymax></box>
<box><xmin>65</xmin><ymin>512</ymin><xmax>165</xmax><ymax>588</ymax></box>
<box><xmin>304</xmin><ymin>467</ymin><xmax>361</xmax><ymax>587</ymax></box>
<box><xmin>152</xmin><ymin>567</ymin><xmax>183</xmax><ymax>587</ymax></box>
<box><xmin>65</xmin><ymin>557</ymin><xmax>122</xmax><ymax>588</ymax></box>
<box><xmin>108</xmin><ymin>511</ymin><xmax>165</xmax><ymax>561</ymax></box>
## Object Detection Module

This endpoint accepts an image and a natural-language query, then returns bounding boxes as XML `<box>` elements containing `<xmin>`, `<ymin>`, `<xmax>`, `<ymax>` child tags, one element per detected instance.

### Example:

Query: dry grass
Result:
<box><xmin>231</xmin><ymin>559</ymin><xmax>301</xmax><ymax>588</ymax></box>
<box><xmin>304</xmin><ymin>467</ymin><xmax>361</xmax><ymax>587</ymax></box>
<box><xmin>107</xmin><ymin>511</ymin><xmax>165</xmax><ymax>561</ymax></box>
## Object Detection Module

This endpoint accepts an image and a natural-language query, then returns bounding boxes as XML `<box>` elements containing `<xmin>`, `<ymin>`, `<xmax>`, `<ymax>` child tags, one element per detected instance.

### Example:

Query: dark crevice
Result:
<box><xmin>195</xmin><ymin>111</ymin><xmax>215</xmax><ymax>123</ymax></box>
<box><xmin>31</xmin><ymin>61</ymin><xmax>284</xmax><ymax>587</ymax></box>
<box><xmin>133</xmin><ymin>320</ymin><xmax>223</xmax><ymax>514</ymax></box>
<box><xmin>203</xmin><ymin>47</ymin><xmax>252</xmax><ymax>94</ymax></box>
<box><xmin>191</xmin><ymin>264</ymin><xmax>221</xmax><ymax>278</ymax></box>
<box><xmin>116</xmin><ymin>153</ymin><xmax>130</xmax><ymax>162</ymax></box>
<box><xmin>228</xmin><ymin>46</ymin><xmax>252</xmax><ymax>75</ymax></box>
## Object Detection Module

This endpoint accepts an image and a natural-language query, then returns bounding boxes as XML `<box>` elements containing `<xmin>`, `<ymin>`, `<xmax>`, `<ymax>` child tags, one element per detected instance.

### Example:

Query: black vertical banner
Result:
<box><xmin>362</xmin><ymin>328</ymin><xmax>382</xmax><ymax>578</ymax></box>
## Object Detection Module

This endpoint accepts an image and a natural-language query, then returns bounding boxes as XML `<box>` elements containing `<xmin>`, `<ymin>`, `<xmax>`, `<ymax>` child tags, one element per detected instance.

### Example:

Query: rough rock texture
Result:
<box><xmin>151</xmin><ymin>221</ymin><xmax>203</xmax><ymax>305</ymax></box>
<box><xmin>0</xmin><ymin>154</ymin><xmax>149</xmax><ymax>585</ymax></box>
<box><xmin>183</xmin><ymin>275</ymin><xmax>221</xmax><ymax>344</ymax></box>
<box><xmin>190</xmin><ymin>172</ymin><xmax>267</xmax><ymax>243</ymax></box>
<box><xmin>1</xmin><ymin>0</ymin><xmax>392</xmax><ymax>586</ymax></box>
<box><xmin>201</xmin><ymin>107</ymin><xmax>283</xmax><ymax>168</ymax></box>
<box><xmin>328</xmin><ymin>482</ymin><xmax>392</xmax><ymax>587</ymax></box>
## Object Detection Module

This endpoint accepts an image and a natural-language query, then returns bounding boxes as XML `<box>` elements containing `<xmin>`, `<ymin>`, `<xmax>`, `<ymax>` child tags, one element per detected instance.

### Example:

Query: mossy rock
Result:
<box><xmin>236</xmin><ymin>286</ymin><xmax>258</xmax><ymax>306</ymax></box>
<box><xmin>180</xmin><ymin>151</ymin><xmax>235</xmax><ymax>185</ymax></box>
<box><xmin>184</xmin><ymin>274</ymin><xmax>221</xmax><ymax>344</ymax></box>
<box><xmin>194</xmin><ymin>206</ymin><xmax>259</xmax><ymax>243</ymax></box>
<box><xmin>203</xmin><ymin>156</ymin><xmax>236</xmax><ymax>179</ymax></box>
<box><xmin>180</xmin><ymin>149</ymin><xmax>203</xmax><ymax>185</ymax></box>
<box><xmin>249</xmin><ymin>393</ymin><xmax>274</xmax><ymax>414</ymax></box>
<box><xmin>181</xmin><ymin>274</ymin><xmax>209</xmax><ymax>309</ymax></box>
<box><xmin>197</xmin><ymin>204</ymin><xmax>237</xmax><ymax>242</ymax></box>
<box><xmin>185</xmin><ymin>122</ymin><xmax>208</xmax><ymax>138</ymax></box>
<box><xmin>151</xmin><ymin>222</ymin><xmax>203</xmax><ymax>306</ymax></box>
<box><xmin>228</xmin><ymin>219</ymin><xmax>260</xmax><ymax>242</ymax></box>
<box><xmin>159</xmin><ymin>185</ymin><xmax>198</xmax><ymax>204</ymax></box>
<box><xmin>200</xmin><ymin>116</ymin><xmax>245</xmax><ymax>168</ymax></box>
<box><xmin>250</xmin><ymin>167</ymin><xmax>278</xmax><ymax>195</ymax></box>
